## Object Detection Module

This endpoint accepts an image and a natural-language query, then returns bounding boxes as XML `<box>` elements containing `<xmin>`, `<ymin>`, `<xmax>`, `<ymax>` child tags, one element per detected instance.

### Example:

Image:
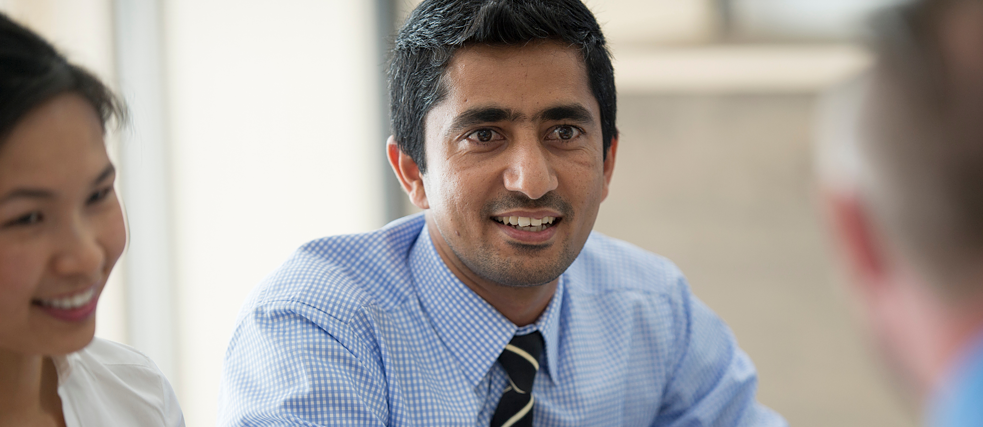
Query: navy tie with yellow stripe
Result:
<box><xmin>490</xmin><ymin>331</ymin><xmax>544</xmax><ymax>427</ymax></box>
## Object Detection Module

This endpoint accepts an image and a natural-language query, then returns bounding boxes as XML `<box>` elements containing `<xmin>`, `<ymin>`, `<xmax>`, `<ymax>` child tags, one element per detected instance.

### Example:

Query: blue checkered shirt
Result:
<box><xmin>217</xmin><ymin>214</ymin><xmax>786</xmax><ymax>426</ymax></box>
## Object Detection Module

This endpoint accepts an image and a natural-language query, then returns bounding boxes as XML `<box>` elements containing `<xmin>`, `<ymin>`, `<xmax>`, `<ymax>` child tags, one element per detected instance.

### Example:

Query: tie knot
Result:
<box><xmin>498</xmin><ymin>331</ymin><xmax>543</xmax><ymax>394</ymax></box>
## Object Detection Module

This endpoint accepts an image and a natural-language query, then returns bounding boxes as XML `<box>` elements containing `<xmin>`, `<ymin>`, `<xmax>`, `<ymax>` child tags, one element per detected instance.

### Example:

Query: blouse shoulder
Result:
<box><xmin>60</xmin><ymin>338</ymin><xmax>186</xmax><ymax>427</ymax></box>
<box><xmin>78</xmin><ymin>337</ymin><xmax>158</xmax><ymax>366</ymax></box>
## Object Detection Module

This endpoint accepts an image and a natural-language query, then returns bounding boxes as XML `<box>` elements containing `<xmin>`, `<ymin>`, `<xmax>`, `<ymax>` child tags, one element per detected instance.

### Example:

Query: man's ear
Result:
<box><xmin>387</xmin><ymin>136</ymin><xmax>429</xmax><ymax>210</ymax></box>
<box><xmin>825</xmin><ymin>191</ymin><xmax>888</xmax><ymax>296</ymax></box>
<box><xmin>600</xmin><ymin>134</ymin><xmax>619</xmax><ymax>202</ymax></box>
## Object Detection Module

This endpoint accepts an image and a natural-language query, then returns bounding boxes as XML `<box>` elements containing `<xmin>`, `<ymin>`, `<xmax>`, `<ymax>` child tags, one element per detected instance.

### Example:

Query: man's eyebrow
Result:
<box><xmin>533</xmin><ymin>104</ymin><xmax>594</xmax><ymax>124</ymax></box>
<box><xmin>448</xmin><ymin>107</ymin><xmax>525</xmax><ymax>134</ymax></box>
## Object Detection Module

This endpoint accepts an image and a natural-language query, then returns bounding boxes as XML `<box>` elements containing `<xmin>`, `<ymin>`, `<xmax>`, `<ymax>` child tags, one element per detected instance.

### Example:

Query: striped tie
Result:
<box><xmin>490</xmin><ymin>331</ymin><xmax>544</xmax><ymax>427</ymax></box>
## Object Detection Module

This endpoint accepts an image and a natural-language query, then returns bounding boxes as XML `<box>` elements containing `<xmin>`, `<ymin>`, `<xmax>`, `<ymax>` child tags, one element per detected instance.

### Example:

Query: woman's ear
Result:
<box><xmin>387</xmin><ymin>136</ymin><xmax>429</xmax><ymax>210</ymax></box>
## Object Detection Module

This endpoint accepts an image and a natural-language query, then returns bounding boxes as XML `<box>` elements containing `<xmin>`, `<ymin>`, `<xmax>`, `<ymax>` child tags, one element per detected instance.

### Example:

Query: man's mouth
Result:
<box><xmin>492</xmin><ymin>215</ymin><xmax>558</xmax><ymax>232</ymax></box>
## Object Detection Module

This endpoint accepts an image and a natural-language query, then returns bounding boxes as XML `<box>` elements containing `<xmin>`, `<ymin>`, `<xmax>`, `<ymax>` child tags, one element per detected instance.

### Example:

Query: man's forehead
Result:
<box><xmin>440</xmin><ymin>41</ymin><xmax>592</xmax><ymax>103</ymax></box>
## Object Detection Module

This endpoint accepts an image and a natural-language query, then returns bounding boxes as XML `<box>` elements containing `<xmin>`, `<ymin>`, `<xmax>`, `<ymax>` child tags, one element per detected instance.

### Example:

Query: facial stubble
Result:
<box><xmin>446</xmin><ymin>192</ymin><xmax>583</xmax><ymax>288</ymax></box>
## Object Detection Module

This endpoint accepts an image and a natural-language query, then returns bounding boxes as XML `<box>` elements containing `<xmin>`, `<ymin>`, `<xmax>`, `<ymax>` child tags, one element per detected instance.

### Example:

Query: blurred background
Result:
<box><xmin>0</xmin><ymin>0</ymin><xmax>914</xmax><ymax>425</ymax></box>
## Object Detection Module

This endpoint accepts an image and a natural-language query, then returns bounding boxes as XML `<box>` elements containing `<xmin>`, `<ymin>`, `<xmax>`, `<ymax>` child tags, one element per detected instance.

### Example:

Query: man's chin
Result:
<box><xmin>505</xmin><ymin>240</ymin><xmax>553</xmax><ymax>253</ymax></box>
<box><xmin>463</xmin><ymin>256</ymin><xmax>568</xmax><ymax>288</ymax></box>
<box><xmin>492</xmin><ymin>276</ymin><xmax>557</xmax><ymax>289</ymax></box>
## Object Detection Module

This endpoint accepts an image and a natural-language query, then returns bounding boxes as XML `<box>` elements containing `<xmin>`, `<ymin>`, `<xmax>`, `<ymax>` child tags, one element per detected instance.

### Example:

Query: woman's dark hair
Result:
<box><xmin>0</xmin><ymin>12</ymin><xmax>124</xmax><ymax>143</ymax></box>
<box><xmin>389</xmin><ymin>0</ymin><xmax>617</xmax><ymax>173</ymax></box>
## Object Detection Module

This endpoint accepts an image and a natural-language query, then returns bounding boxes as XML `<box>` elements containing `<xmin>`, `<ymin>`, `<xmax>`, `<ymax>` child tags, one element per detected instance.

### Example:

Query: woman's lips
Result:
<box><xmin>32</xmin><ymin>286</ymin><xmax>101</xmax><ymax>323</ymax></box>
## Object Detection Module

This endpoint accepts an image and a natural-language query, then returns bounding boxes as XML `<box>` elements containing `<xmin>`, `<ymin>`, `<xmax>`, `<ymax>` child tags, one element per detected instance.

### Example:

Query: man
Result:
<box><xmin>218</xmin><ymin>0</ymin><xmax>785</xmax><ymax>425</ymax></box>
<box><xmin>817</xmin><ymin>1</ymin><xmax>983</xmax><ymax>425</ymax></box>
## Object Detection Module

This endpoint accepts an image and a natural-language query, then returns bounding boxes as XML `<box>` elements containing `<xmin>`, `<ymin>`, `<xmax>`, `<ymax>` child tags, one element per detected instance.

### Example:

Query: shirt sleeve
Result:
<box><xmin>653</xmin><ymin>277</ymin><xmax>788</xmax><ymax>427</ymax></box>
<box><xmin>217</xmin><ymin>300</ymin><xmax>388</xmax><ymax>427</ymax></box>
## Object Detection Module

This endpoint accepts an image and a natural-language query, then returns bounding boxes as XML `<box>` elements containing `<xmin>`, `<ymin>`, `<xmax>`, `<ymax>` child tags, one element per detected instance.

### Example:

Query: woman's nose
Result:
<box><xmin>52</xmin><ymin>217</ymin><xmax>105</xmax><ymax>281</ymax></box>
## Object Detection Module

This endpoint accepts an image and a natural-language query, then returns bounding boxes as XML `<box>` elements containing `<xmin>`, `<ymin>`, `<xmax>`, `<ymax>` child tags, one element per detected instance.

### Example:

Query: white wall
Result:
<box><xmin>161</xmin><ymin>1</ymin><xmax>387</xmax><ymax>424</ymax></box>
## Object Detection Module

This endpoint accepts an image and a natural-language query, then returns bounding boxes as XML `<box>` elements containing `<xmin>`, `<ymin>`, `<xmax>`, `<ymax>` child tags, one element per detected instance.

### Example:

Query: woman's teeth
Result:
<box><xmin>35</xmin><ymin>288</ymin><xmax>96</xmax><ymax>310</ymax></box>
<box><xmin>494</xmin><ymin>216</ymin><xmax>556</xmax><ymax>232</ymax></box>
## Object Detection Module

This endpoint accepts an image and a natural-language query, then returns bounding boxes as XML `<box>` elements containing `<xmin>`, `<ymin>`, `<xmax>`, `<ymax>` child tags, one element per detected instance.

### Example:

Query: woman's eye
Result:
<box><xmin>548</xmin><ymin>125</ymin><xmax>581</xmax><ymax>141</ymax></box>
<box><xmin>466</xmin><ymin>128</ymin><xmax>502</xmax><ymax>144</ymax></box>
<box><xmin>87</xmin><ymin>187</ymin><xmax>113</xmax><ymax>204</ymax></box>
<box><xmin>3</xmin><ymin>211</ymin><xmax>43</xmax><ymax>227</ymax></box>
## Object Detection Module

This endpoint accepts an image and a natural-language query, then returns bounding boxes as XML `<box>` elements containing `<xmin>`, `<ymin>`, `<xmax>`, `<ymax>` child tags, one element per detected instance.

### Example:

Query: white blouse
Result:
<box><xmin>52</xmin><ymin>338</ymin><xmax>185</xmax><ymax>427</ymax></box>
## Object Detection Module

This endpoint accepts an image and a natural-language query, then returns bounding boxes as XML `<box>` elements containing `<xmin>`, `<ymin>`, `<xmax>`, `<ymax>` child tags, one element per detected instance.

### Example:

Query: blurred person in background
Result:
<box><xmin>818</xmin><ymin>0</ymin><xmax>983</xmax><ymax>426</ymax></box>
<box><xmin>218</xmin><ymin>0</ymin><xmax>785</xmax><ymax>426</ymax></box>
<box><xmin>0</xmin><ymin>13</ymin><xmax>184</xmax><ymax>427</ymax></box>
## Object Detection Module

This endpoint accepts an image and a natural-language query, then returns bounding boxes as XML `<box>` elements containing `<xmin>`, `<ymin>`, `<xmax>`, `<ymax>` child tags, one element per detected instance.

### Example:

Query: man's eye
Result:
<box><xmin>3</xmin><ymin>211</ymin><xmax>43</xmax><ymax>227</ymax></box>
<box><xmin>466</xmin><ymin>129</ymin><xmax>502</xmax><ymax>143</ymax></box>
<box><xmin>548</xmin><ymin>125</ymin><xmax>581</xmax><ymax>141</ymax></box>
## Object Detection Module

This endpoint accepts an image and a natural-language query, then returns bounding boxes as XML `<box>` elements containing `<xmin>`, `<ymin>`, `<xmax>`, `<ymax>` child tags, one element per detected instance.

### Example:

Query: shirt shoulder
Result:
<box><xmin>78</xmin><ymin>337</ymin><xmax>158</xmax><ymax>367</ymax></box>
<box><xmin>60</xmin><ymin>338</ymin><xmax>185</xmax><ymax>427</ymax></box>
<box><xmin>243</xmin><ymin>214</ymin><xmax>426</xmax><ymax>326</ymax></box>
<box><xmin>568</xmin><ymin>231</ymin><xmax>686</xmax><ymax>296</ymax></box>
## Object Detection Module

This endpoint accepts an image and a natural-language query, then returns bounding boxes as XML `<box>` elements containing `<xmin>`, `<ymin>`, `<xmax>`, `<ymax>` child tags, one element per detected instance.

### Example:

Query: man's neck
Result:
<box><xmin>465</xmin><ymin>279</ymin><xmax>557</xmax><ymax>327</ymax></box>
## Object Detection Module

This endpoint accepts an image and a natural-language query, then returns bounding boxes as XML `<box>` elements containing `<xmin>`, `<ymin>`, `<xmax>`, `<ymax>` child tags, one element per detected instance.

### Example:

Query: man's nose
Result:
<box><xmin>503</xmin><ymin>137</ymin><xmax>558</xmax><ymax>200</ymax></box>
<box><xmin>52</xmin><ymin>217</ymin><xmax>105</xmax><ymax>281</ymax></box>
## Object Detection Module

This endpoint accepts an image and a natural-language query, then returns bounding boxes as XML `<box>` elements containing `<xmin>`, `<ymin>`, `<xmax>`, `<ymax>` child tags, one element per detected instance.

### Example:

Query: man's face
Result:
<box><xmin>417</xmin><ymin>40</ymin><xmax>616</xmax><ymax>288</ymax></box>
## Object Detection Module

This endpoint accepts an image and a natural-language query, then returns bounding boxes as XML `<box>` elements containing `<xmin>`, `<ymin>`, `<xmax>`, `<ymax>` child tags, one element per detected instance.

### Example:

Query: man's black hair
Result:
<box><xmin>388</xmin><ymin>0</ymin><xmax>617</xmax><ymax>173</ymax></box>
<box><xmin>0</xmin><ymin>12</ymin><xmax>125</xmax><ymax>143</ymax></box>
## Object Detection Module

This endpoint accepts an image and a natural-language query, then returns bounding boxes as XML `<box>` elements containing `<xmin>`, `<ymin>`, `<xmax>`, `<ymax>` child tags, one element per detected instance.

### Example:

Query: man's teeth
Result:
<box><xmin>36</xmin><ymin>288</ymin><xmax>96</xmax><ymax>310</ymax></box>
<box><xmin>494</xmin><ymin>216</ymin><xmax>556</xmax><ymax>232</ymax></box>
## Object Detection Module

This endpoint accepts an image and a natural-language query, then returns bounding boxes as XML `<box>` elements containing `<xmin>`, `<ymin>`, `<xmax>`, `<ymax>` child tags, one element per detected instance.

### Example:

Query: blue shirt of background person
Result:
<box><xmin>930</xmin><ymin>332</ymin><xmax>983</xmax><ymax>427</ymax></box>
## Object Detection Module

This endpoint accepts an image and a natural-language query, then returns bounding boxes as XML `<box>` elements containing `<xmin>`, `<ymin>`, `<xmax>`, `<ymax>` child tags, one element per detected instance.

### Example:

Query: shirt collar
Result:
<box><xmin>50</xmin><ymin>349</ymin><xmax>76</xmax><ymax>387</ymax></box>
<box><xmin>517</xmin><ymin>275</ymin><xmax>563</xmax><ymax>386</ymax></box>
<box><xmin>410</xmin><ymin>223</ymin><xmax>563</xmax><ymax>387</ymax></box>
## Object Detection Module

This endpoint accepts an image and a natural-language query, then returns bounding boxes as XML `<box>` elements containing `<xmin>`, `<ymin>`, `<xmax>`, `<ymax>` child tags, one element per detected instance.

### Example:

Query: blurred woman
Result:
<box><xmin>0</xmin><ymin>13</ymin><xmax>184</xmax><ymax>426</ymax></box>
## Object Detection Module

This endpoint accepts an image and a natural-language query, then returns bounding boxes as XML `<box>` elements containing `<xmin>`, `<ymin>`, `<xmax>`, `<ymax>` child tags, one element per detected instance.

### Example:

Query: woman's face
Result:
<box><xmin>0</xmin><ymin>93</ymin><xmax>125</xmax><ymax>356</ymax></box>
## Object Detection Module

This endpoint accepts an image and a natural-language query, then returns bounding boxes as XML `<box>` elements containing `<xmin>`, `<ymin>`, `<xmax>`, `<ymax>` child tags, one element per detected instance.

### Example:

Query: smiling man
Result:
<box><xmin>217</xmin><ymin>1</ymin><xmax>785</xmax><ymax>426</ymax></box>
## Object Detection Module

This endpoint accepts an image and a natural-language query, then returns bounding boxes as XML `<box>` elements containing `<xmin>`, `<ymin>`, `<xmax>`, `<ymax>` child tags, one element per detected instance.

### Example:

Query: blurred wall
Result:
<box><xmin>159</xmin><ymin>1</ymin><xmax>387</xmax><ymax>424</ymax></box>
<box><xmin>599</xmin><ymin>93</ymin><xmax>915</xmax><ymax>426</ymax></box>
<box><xmin>591</xmin><ymin>1</ymin><xmax>913</xmax><ymax>426</ymax></box>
